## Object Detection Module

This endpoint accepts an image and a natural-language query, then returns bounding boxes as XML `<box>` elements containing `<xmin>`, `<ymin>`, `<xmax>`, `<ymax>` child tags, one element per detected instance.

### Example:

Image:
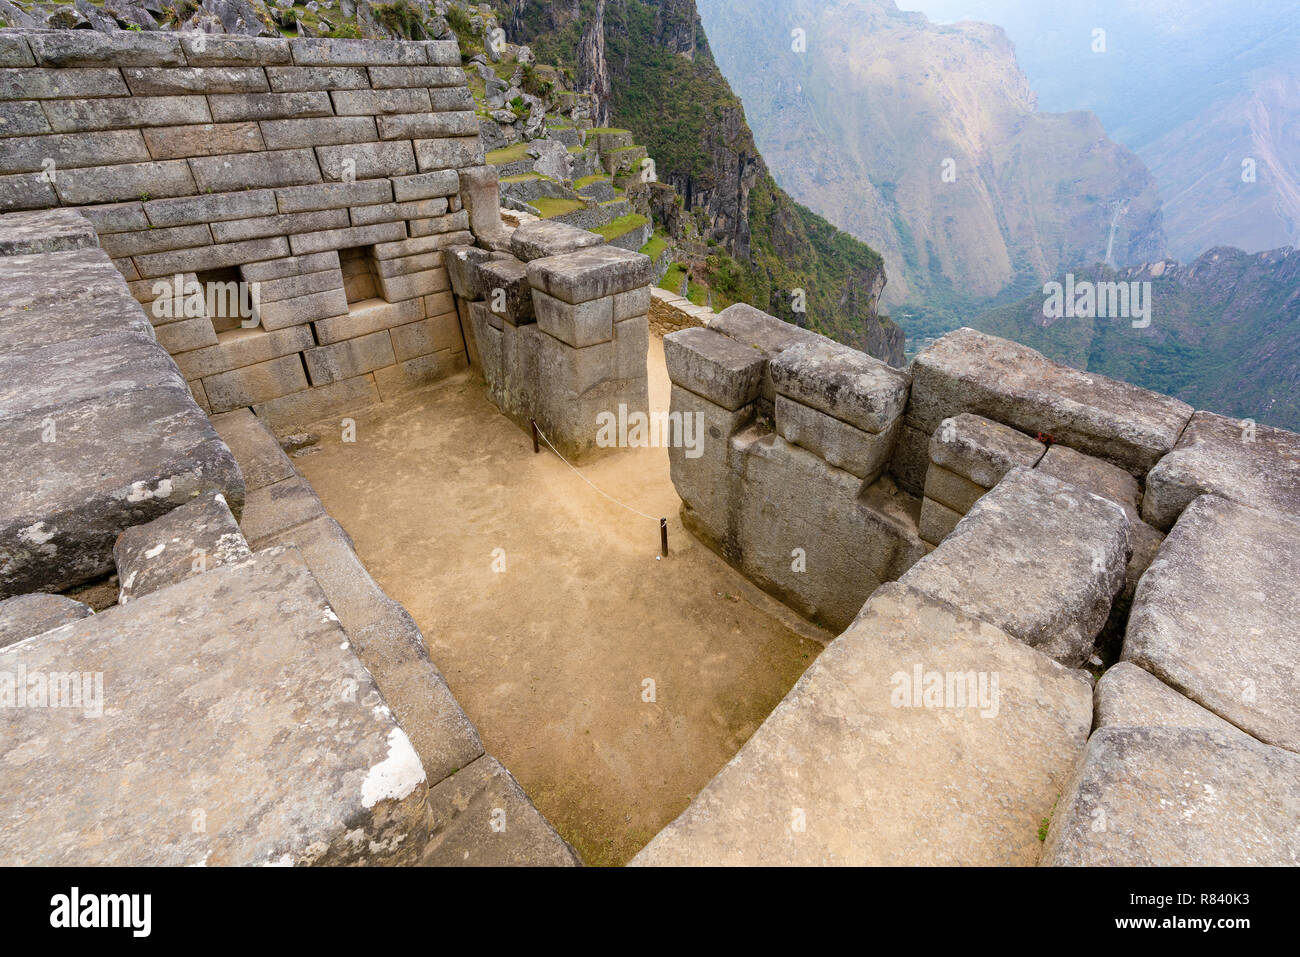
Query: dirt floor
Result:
<box><xmin>295</xmin><ymin>336</ymin><xmax>825</xmax><ymax>865</ymax></box>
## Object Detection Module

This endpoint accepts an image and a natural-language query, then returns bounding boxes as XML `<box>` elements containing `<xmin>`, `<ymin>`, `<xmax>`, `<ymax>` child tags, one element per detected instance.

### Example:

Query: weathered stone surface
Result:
<box><xmin>257</xmin><ymin>287</ymin><xmax>350</xmax><ymax>332</ymax></box>
<box><xmin>420</xmin><ymin>754</ymin><xmax>581</xmax><ymax>866</ymax></box>
<box><xmin>0</xmin><ymin>208</ymin><xmax>97</xmax><ymax>255</ymax></box>
<box><xmin>414</xmin><ymin>136</ymin><xmax>484</xmax><ymax>172</ymax></box>
<box><xmin>114</xmin><ymin>492</ymin><xmax>251</xmax><ymax>604</ymax></box>
<box><xmin>0</xmin><ymin>385</ymin><xmax>245</xmax><ymax>599</ymax></box>
<box><xmin>0</xmin><ymin>332</ymin><xmax>189</xmax><ymax>425</ymax></box>
<box><xmin>135</xmin><ymin>236</ymin><xmax>291</xmax><ymax>279</ymax></box>
<box><xmin>1142</xmin><ymin>411</ymin><xmax>1300</xmax><ymax>532</ymax></box>
<box><xmin>732</xmin><ymin>433</ymin><xmax>926</xmax><ymax>631</ymax></box>
<box><xmin>928</xmin><ymin>412</ymin><xmax>1045</xmax><ymax>489</ymax></box>
<box><xmin>478</xmin><ymin>256</ymin><xmax>534</xmax><ymax>325</ymax></box>
<box><xmin>769</xmin><ymin>339</ymin><xmax>909</xmax><ymax>435</ymax></box>
<box><xmin>317</xmin><ymin>140</ymin><xmax>417</xmax><ymax>181</ymax></box>
<box><xmin>331</xmin><ymin>87</ymin><xmax>430</xmax><ymax>116</ymax></box>
<box><xmin>776</xmin><ymin>395</ymin><xmax>898</xmax><ymax>482</ymax></box>
<box><xmin>210</xmin><ymin>408</ymin><xmax>296</xmax><ymax>492</ymax></box>
<box><xmin>189</xmin><ymin>147</ymin><xmax>321</xmax><ymax>192</ymax></box>
<box><xmin>314</xmin><ymin>297</ymin><xmax>420</xmax><ymax>345</ymax></box>
<box><xmin>1124</xmin><ymin>495</ymin><xmax>1300</xmax><ymax>753</ymax></box>
<box><xmin>918</xmin><ymin>494</ymin><xmax>963</xmax><ymax>546</ymax></box>
<box><xmin>207</xmin><ymin>91</ymin><xmax>332</xmax><ymax>121</ymax></box>
<box><xmin>532</xmin><ymin>289</ymin><xmax>612</xmax><ymax>348</ymax></box>
<box><xmin>922</xmin><ymin>464</ymin><xmax>987</xmax><ymax>515</ymax></box>
<box><xmin>252</xmin><ymin>374</ymin><xmax>380</xmax><ymax>434</ymax></box>
<box><xmin>144</xmin><ymin>188</ymin><xmax>276</xmax><ymax>227</ymax></box>
<box><xmin>457</xmin><ymin>164</ymin><xmax>511</xmax><ymax>252</ymax></box>
<box><xmin>180</xmin><ymin>34</ymin><xmax>291</xmax><ymax>67</ymax></box>
<box><xmin>900</xmin><ymin>466</ymin><xmax>1130</xmax><ymax>667</ymax></box>
<box><xmin>239</xmin><ymin>476</ymin><xmax>327</xmax><ymax>546</ymax></box>
<box><xmin>265</xmin><ymin>65</ymin><xmax>370</xmax><ymax>93</ymax></box>
<box><xmin>889</xmin><ymin>420</ymin><xmax>931</xmax><ymax>496</ymax></box>
<box><xmin>0</xmin><ymin>247</ymin><xmax>154</xmax><ymax>347</ymax></box>
<box><xmin>635</xmin><ymin>582</ymin><xmax>1092</xmax><ymax>866</ymax></box>
<box><xmin>1042</xmin><ymin>727</ymin><xmax>1299</xmax><ymax>866</ymax></box>
<box><xmin>142</xmin><ymin>121</ymin><xmax>265</xmax><ymax>160</ymax></box>
<box><xmin>123</xmin><ymin>66</ymin><xmax>271</xmax><ymax>97</ymax></box>
<box><xmin>26</xmin><ymin>30</ymin><xmax>183</xmax><ymax>68</ymax></box>
<box><xmin>528</xmin><ymin>246</ymin><xmax>652</xmax><ymax>305</ymax></box>
<box><xmin>909</xmin><ymin>328</ymin><xmax>1193</xmax><ymax>475</ymax></box>
<box><xmin>204</xmin><ymin>354</ymin><xmax>309</xmax><ymax>414</ymax></box>
<box><xmin>304</xmin><ymin>331</ymin><xmax>396</xmax><ymax>386</ymax></box>
<box><xmin>1037</xmin><ymin>444</ymin><xmax>1141</xmax><ymax>522</ymax></box>
<box><xmin>0</xmin><ymin>546</ymin><xmax>432</xmax><ymax>866</ymax></box>
<box><xmin>174</xmin><ymin>326</ymin><xmax>314</xmax><ymax>381</ymax></box>
<box><xmin>1095</xmin><ymin>661</ymin><xmax>1247</xmax><ymax>736</ymax></box>
<box><xmin>663</xmin><ymin>326</ymin><xmax>764</xmax><ymax>411</ymax></box>
<box><xmin>0</xmin><ymin>593</ymin><xmax>92</xmax><ymax>649</ymax></box>
<box><xmin>509</xmin><ymin>219</ymin><xmax>603</xmax><ymax>263</ymax></box>
<box><xmin>0</xmin><ymin>67</ymin><xmax>128</xmax><ymax>101</ymax></box>
<box><xmin>259</xmin><ymin>515</ymin><xmax>484</xmax><ymax>784</ymax></box>
<box><xmin>290</xmin><ymin>38</ymin><xmax>426</xmax><ymax>66</ymax></box>
<box><xmin>41</xmin><ymin>95</ymin><xmax>213</xmax><ymax>134</ymax></box>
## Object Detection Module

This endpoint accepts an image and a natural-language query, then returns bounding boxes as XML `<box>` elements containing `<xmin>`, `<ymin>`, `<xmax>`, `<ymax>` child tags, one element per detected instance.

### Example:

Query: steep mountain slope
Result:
<box><xmin>904</xmin><ymin>0</ymin><xmax>1300</xmax><ymax>261</ymax></box>
<box><xmin>696</xmin><ymin>0</ymin><xmax>1165</xmax><ymax>319</ymax></box>
<box><xmin>972</xmin><ymin>247</ymin><xmax>1300</xmax><ymax>431</ymax></box>
<box><xmin>496</xmin><ymin>0</ymin><xmax>903</xmax><ymax>361</ymax></box>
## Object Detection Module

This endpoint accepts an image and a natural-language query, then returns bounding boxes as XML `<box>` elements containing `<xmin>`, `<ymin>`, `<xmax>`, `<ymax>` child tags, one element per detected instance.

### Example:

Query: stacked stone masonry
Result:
<box><xmin>657</xmin><ymin>315</ymin><xmax>1300</xmax><ymax>866</ymax></box>
<box><xmin>0</xmin><ymin>30</ymin><xmax>494</xmax><ymax>434</ymax></box>
<box><xmin>0</xmin><ymin>206</ymin><xmax>579</xmax><ymax>866</ymax></box>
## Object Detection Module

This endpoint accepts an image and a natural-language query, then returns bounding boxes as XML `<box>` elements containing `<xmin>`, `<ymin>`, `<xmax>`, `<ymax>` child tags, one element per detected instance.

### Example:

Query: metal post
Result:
<box><xmin>531</xmin><ymin>418</ymin><xmax>539</xmax><ymax>454</ymax></box>
<box><xmin>660</xmin><ymin>518</ymin><xmax>668</xmax><ymax>557</ymax></box>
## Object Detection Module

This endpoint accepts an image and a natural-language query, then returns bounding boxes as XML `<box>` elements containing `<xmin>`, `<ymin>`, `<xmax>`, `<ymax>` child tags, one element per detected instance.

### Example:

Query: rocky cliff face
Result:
<box><xmin>502</xmin><ymin>0</ymin><xmax>901</xmax><ymax>362</ymax></box>
<box><xmin>696</xmin><ymin>0</ymin><xmax>1167</xmax><ymax>314</ymax></box>
<box><xmin>973</xmin><ymin>246</ymin><xmax>1300</xmax><ymax>432</ymax></box>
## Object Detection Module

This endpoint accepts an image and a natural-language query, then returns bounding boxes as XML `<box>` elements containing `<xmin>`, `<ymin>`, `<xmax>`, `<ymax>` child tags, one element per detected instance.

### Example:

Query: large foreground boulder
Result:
<box><xmin>633</xmin><ymin>583</ymin><xmax>1092</xmax><ymax>866</ymax></box>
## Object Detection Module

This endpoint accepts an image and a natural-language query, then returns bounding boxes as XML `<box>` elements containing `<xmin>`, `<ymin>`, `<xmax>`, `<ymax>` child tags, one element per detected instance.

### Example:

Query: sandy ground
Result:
<box><xmin>295</xmin><ymin>336</ymin><xmax>825</xmax><ymax>865</ymax></box>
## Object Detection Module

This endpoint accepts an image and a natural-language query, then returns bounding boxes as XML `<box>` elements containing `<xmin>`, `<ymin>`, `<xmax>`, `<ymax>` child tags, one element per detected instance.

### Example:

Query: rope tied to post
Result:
<box><xmin>530</xmin><ymin>419</ymin><xmax>669</xmax><ymax>556</ymax></box>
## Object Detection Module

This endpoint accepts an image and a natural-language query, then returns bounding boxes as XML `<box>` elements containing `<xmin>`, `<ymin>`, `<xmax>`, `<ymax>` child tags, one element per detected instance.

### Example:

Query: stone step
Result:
<box><xmin>209</xmin><ymin>408</ymin><xmax>296</xmax><ymax>493</ymax></box>
<box><xmin>419</xmin><ymin>755</ymin><xmax>581</xmax><ymax>866</ymax></box>
<box><xmin>0</xmin><ymin>546</ymin><xmax>433</xmax><ymax>866</ymax></box>
<box><xmin>113</xmin><ymin>492</ymin><xmax>252</xmax><ymax>604</ymax></box>
<box><xmin>633</xmin><ymin>582</ymin><xmax>1092</xmax><ymax>865</ymax></box>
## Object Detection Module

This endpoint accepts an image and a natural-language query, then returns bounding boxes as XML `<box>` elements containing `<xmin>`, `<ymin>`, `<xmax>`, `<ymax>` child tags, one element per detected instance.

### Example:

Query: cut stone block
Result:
<box><xmin>252</xmin><ymin>374</ymin><xmax>380</xmax><ymax>434</ymax></box>
<box><xmin>0</xmin><ymin>208</ymin><xmax>97</xmax><ymax>256</ymax></box>
<box><xmin>457</xmin><ymin>165</ymin><xmax>512</xmax><ymax>252</ymax></box>
<box><xmin>662</xmin><ymin>327</ymin><xmax>764</xmax><ymax>411</ymax></box>
<box><xmin>1042</xmin><ymin>727</ymin><xmax>1300</xmax><ymax>866</ymax></box>
<box><xmin>1095</xmin><ymin>661</ymin><xmax>1248</xmax><ymax>737</ymax></box>
<box><xmin>0</xmin><ymin>332</ymin><xmax>187</xmax><ymax>425</ymax></box>
<box><xmin>0</xmin><ymin>593</ymin><xmax>92</xmax><ymax>649</ymax></box>
<box><xmin>1142</xmin><ymin>411</ymin><xmax>1300</xmax><ymax>532</ymax></box>
<box><xmin>203</xmin><ymin>354</ymin><xmax>309</xmax><ymax>414</ymax></box>
<box><xmin>174</xmin><ymin>326</ymin><xmax>315</xmax><ymax>381</ymax></box>
<box><xmin>732</xmin><ymin>434</ymin><xmax>927</xmax><ymax>632</ymax></box>
<box><xmin>509</xmin><ymin>219</ymin><xmax>603</xmax><ymax>263</ymax></box>
<box><xmin>0</xmin><ymin>387</ymin><xmax>245</xmax><ymax>599</ymax></box>
<box><xmin>527</xmin><ymin>246</ymin><xmax>653</xmax><ymax>305</ymax></box>
<box><xmin>1123</xmin><ymin>495</ymin><xmax>1300</xmax><ymax>753</ymax></box>
<box><xmin>304</xmin><ymin>331</ymin><xmax>397</xmax><ymax>386</ymax></box>
<box><xmin>114</xmin><ymin>492</ymin><xmax>251</xmax><ymax>604</ymax></box>
<box><xmin>209</xmin><ymin>408</ymin><xmax>296</xmax><ymax>492</ymax></box>
<box><xmin>0</xmin><ymin>546</ymin><xmax>433</xmax><ymax>866</ymax></box>
<box><xmin>918</xmin><ymin>495</ymin><xmax>963</xmax><ymax>546</ymax></box>
<box><xmin>776</xmin><ymin>395</ymin><xmax>898</xmax><ymax>482</ymax></box>
<box><xmin>1036</xmin><ymin>444</ymin><xmax>1141</xmax><ymax>522</ymax></box>
<box><xmin>900</xmin><ymin>466</ymin><xmax>1130</xmax><ymax>667</ymax></box>
<box><xmin>769</xmin><ymin>339</ymin><xmax>909</xmax><ymax>435</ymax></box>
<box><xmin>929</xmin><ymin>412</ymin><xmax>1045</xmax><ymax>489</ymax></box>
<box><xmin>478</xmin><ymin>256</ymin><xmax>534</xmax><ymax>325</ymax></box>
<box><xmin>240</xmin><ymin>476</ymin><xmax>328</xmax><ymax>547</ymax></box>
<box><xmin>909</xmin><ymin>328</ymin><xmax>1193</xmax><ymax>476</ymax></box>
<box><xmin>313</xmin><ymin>297</ymin><xmax>420</xmax><ymax>345</ymax></box>
<box><xmin>922</xmin><ymin>464</ymin><xmax>987</xmax><ymax>515</ymax></box>
<box><xmin>532</xmin><ymin>289</ymin><xmax>613</xmax><ymax>348</ymax></box>
<box><xmin>889</xmin><ymin>420</ymin><xmax>931</xmax><ymax>496</ymax></box>
<box><xmin>634</xmin><ymin>582</ymin><xmax>1092</xmax><ymax>866</ymax></box>
<box><xmin>421</xmin><ymin>754</ymin><xmax>581</xmax><ymax>866</ymax></box>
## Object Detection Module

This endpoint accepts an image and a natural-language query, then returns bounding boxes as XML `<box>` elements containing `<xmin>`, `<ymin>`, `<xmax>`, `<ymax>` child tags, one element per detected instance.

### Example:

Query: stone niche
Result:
<box><xmin>0</xmin><ymin>30</ymin><xmax>496</xmax><ymax>434</ymax></box>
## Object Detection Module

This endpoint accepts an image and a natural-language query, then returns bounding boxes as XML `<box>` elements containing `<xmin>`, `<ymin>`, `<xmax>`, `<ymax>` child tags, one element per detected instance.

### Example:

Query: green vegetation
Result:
<box><xmin>640</xmin><ymin>230</ymin><xmax>669</xmax><ymax>262</ymax></box>
<box><xmin>530</xmin><ymin>197</ymin><xmax>586</xmax><ymax>219</ymax></box>
<box><xmin>373</xmin><ymin>0</ymin><xmax>424</xmax><ymax>39</ymax></box>
<box><xmin>594</xmin><ymin>213</ymin><xmax>648</xmax><ymax>241</ymax></box>
<box><xmin>485</xmin><ymin>142</ymin><xmax>531</xmax><ymax>166</ymax></box>
<box><xmin>573</xmin><ymin>174</ymin><xmax>608</xmax><ymax>190</ymax></box>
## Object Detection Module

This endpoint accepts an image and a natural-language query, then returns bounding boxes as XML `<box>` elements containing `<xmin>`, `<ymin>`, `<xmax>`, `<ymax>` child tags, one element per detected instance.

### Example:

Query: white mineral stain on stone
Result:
<box><xmin>360</xmin><ymin>728</ymin><xmax>426</xmax><ymax>809</ymax></box>
<box><xmin>18</xmin><ymin>522</ymin><xmax>55</xmax><ymax>546</ymax></box>
<box><xmin>144</xmin><ymin>543</ymin><xmax>167</xmax><ymax>559</ymax></box>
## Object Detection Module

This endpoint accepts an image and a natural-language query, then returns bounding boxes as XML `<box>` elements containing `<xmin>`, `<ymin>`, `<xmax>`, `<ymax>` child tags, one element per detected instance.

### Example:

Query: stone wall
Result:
<box><xmin>648</xmin><ymin>312</ymin><xmax>1300</xmax><ymax>866</ymax></box>
<box><xmin>0</xmin><ymin>29</ymin><xmax>492</xmax><ymax>432</ymax></box>
<box><xmin>446</xmin><ymin>218</ymin><xmax>654</xmax><ymax>459</ymax></box>
<box><xmin>648</xmin><ymin>286</ymin><xmax>710</xmax><ymax>336</ymax></box>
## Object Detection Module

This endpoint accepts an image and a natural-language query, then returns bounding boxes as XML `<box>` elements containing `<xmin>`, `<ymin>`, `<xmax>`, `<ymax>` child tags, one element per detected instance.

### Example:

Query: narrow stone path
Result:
<box><xmin>295</xmin><ymin>337</ymin><xmax>824</xmax><ymax>865</ymax></box>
